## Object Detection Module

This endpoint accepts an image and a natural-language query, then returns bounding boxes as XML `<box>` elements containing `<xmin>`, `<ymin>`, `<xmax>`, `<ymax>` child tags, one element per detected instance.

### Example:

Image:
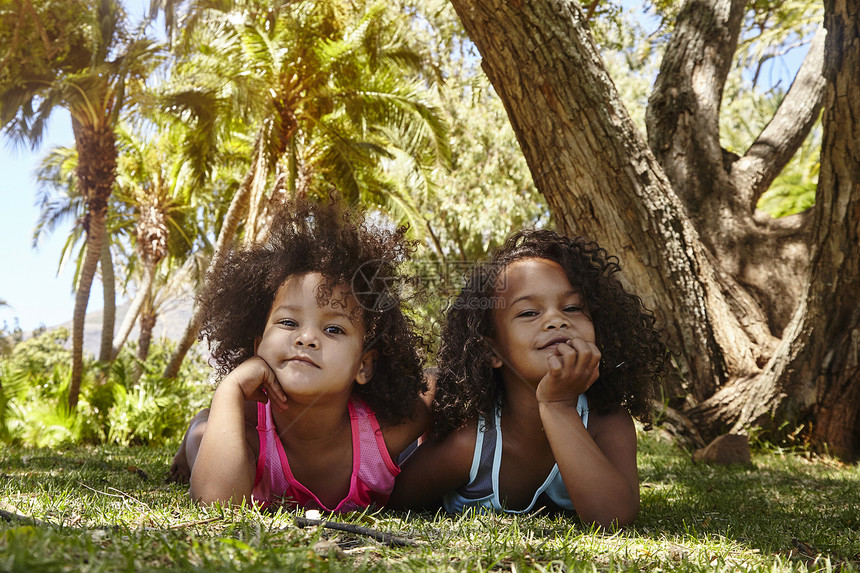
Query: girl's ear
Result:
<box><xmin>484</xmin><ymin>336</ymin><xmax>503</xmax><ymax>369</ymax></box>
<box><xmin>489</xmin><ymin>352</ymin><xmax>503</xmax><ymax>369</ymax></box>
<box><xmin>356</xmin><ymin>349</ymin><xmax>377</xmax><ymax>385</ymax></box>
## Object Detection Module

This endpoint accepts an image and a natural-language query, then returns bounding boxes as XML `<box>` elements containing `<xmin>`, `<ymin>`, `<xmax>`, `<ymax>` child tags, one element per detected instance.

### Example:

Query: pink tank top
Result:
<box><xmin>251</xmin><ymin>397</ymin><xmax>400</xmax><ymax>512</ymax></box>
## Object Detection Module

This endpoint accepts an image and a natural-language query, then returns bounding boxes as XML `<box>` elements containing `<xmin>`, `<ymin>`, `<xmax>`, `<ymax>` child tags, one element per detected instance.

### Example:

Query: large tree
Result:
<box><xmin>447</xmin><ymin>0</ymin><xmax>860</xmax><ymax>458</ymax></box>
<box><xmin>1</xmin><ymin>0</ymin><xmax>160</xmax><ymax>408</ymax></box>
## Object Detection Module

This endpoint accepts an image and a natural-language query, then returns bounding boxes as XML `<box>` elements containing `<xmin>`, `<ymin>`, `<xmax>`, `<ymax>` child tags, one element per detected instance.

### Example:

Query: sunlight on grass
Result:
<box><xmin>2</xmin><ymin>433</ymin><xmax>858</xmax><ymax>572</ymax></box>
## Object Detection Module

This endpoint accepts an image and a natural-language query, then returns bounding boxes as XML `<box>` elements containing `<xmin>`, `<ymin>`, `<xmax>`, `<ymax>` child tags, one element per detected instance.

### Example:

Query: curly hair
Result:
<box><xmin>432</xmin><ymin>229</ymin><xmax>668</xmax><ymax>439</ymax></box>
<box><xmin>196</xmin><ymin>197</ymin><xmax>427</xmax><ymax>426</ymax></box>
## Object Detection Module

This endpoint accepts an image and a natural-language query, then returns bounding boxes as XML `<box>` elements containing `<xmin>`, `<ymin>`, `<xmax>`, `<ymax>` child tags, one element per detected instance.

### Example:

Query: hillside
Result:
<box><xmin>43</xmin><ymin>295</ymin><xmax>195</xmax><ymax>357</ymax></box>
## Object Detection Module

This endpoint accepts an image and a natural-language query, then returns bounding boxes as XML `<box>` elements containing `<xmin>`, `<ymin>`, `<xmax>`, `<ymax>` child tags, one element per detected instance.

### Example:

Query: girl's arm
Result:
<box><xmin>387</xmin><ymin>422</ymin><xmax>476</xmax><ymax>509</ymax></box>
<box><xmin>537</xmin><ymin>340</ymin><xmax>639</xmax><ymax>527</ymax></box>
<box><xmin>189</xmin><ymin>356</ymin><xmax>285</xmax><ymax>505</ymax></box>
<box><xmin>540</xmin><ymin>401</ymin><xmax>639</xmax><ymax>527</ymax></box>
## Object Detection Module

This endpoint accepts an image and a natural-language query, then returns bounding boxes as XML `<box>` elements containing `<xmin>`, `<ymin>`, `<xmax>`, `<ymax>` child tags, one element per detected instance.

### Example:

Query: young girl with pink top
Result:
<box><xmin>170</xmin><ymin>198</ymin><xmax>429</xmax><ymax>512</ymax></box>
<box><xmin>391</xmin><ymin>229</ymin><xmax>667</xmax><ymax>527</ymax></box>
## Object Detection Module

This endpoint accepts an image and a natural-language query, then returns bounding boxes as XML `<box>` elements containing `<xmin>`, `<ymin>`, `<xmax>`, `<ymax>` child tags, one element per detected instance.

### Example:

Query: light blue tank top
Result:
<box><xmin>442</xmin><ymin>394</ymin><xmax>589</xmax><ymax>514</ymax></box>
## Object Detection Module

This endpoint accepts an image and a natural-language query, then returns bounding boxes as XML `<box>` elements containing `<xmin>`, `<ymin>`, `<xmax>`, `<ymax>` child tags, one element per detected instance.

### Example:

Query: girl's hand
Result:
<box><xmin>536</xmin><ymin>337</ymin><xmax>600</xmax><ymax>404</ymax></box>
<box><xmin>224</xmin><ymin>356</ymin><xmax>288</xmax><ymax>411</ymax></box>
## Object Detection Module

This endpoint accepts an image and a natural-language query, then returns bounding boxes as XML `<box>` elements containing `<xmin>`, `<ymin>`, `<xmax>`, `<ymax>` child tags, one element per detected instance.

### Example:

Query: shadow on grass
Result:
<box><xmin>0</xmin><ymin>445</ymin><xmax>170</xmax><ymax>492</ymax></box>
<box><xmin>632</xmin><ymin>445</ymin><xmax>860</xmax><ymax>566</ymax></box>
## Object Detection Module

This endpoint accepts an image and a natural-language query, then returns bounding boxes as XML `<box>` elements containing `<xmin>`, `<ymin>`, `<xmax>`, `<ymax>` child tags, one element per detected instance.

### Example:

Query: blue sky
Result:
<box><xmin>1</xmin><ymin>113</ymin><xmax>80</xmax><ymax>333</ymax></box>
<box><xmin>1</xmin><ymin>0</ymin><xmax>149</xmax><ymax>333</ymax></box>
<box><xmin>0</xmin><ymin>1</ymin><xmax>811</xmax><ymax>334</ymax></box>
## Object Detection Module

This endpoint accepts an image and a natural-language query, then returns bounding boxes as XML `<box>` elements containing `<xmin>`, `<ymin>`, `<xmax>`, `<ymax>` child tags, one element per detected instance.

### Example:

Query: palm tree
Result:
<box><xmin>159</xmin><ymin>0</ymin><xmax>450</xmax><ymax>378</ymax></box>
<box><xmin>31</xmin><ymin>144</ymin><xmax>127</xmax><ymax>364</ymax></box>
<box><xmin>109</xmin><ymin>123</ymin><xmax>198</xmax><ymax>359</ymax></box>
<box><xmin>1</xmin><ymin>0</ymin><xmax>161</xmax><ymax>408</ymax></box>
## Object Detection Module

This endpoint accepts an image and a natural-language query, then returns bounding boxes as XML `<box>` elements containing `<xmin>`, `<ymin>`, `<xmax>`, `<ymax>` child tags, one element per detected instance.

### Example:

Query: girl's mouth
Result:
<box><xmin>539</xmin><ymin>336</ymin><xmax>571</xmax><ymax>350</ymax></box>
<box><xmin>288</xmin><ymin>355</ymin><xmax>320</xmax><ymax>368</ymax></box>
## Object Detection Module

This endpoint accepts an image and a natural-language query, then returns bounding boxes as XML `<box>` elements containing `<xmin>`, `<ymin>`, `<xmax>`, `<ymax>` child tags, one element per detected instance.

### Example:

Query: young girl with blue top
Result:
<box><xmin>390</xmin><ymin>229</ymin><xmax>667</xmax><ymax>527</ymax></box>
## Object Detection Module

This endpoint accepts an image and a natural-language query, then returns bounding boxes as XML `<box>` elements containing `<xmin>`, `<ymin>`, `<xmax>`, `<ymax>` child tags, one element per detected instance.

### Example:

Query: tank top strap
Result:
<box><xmin>576</xmin><ymin>393</ymin><xmax>589</xmax><ymax>427</ymax></box>
<box><xmin>256</xmin><ymin>400</ymin><xmax>270</xmax><ymax>432</ymax></box>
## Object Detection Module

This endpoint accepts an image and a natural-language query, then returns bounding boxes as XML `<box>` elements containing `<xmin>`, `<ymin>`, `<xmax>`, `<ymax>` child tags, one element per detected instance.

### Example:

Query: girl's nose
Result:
<box><xmin>294</xmin><ymin>328</ymin><xmax>319</xmax><ymax>348</ymax></box>
<box><xmin>544</xmin><ymin>310</ymin><xmax>568</xmax><ymax>330</ymax></box>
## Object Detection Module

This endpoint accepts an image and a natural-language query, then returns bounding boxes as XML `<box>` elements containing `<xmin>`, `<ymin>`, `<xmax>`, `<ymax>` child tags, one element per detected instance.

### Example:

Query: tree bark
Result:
<box><xmin>692</xmin><ymin>0</ymin><xmax>860</xmax><ymax>459</ymax></box>
<box><xmin>98</xmin><ymin>237</ymin><xmax>116</xmax><ymax>363</ymax></box>
<box><xmin>805</xmin><ymin>0</ymin><xmax>860</xmax><ymax>458</ymax></box>
<box><xmin>656</xmin><ymin>3</ymin><xmax>858</xmax><ymax>453</ymax></box>
<box><xmin>729</xmin><ymin>29</ymin><xmax>827</xmax><ymax>209</ymax></box>
<box><xmin>134</xmin><ymin>300</ymin><xmax>157</xmax><ymax>386</ymax></box>
<box><xmin>647</xmin><ymin>0</ymin><xmax>823</xmax><ymax>337</ymax></box>
<box><xmin>646</xmin><ymin>0</ymin><xmax>746</xmax><ymax>213</ymax></box>
<box><xmin>69</xmin><ymin>120</ymin><xmax>116</xmax><ymax>409</ymax></box>
<box><xmin>138</xmin><ymin>310</ymin><xmax>156</xmax><ymax>363</ymax></box>
<box><xmin>69</xmin><ymin>220</ymin><xmax>101</xmax><ymax>409</ymax></box>
<box><xmin>110</xmin><ymin>263</ymin><xmax>152</xmax><ymax>361</ymax></box>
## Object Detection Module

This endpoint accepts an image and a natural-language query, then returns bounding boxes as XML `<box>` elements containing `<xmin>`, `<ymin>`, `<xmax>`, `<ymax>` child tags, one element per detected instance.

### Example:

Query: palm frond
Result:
<box><xmin>32</xmin><ymin>146</ymin><xmax>83</xmax><ymax>246</ymax></box>
<box><xmin>334</xmin><ymin>80</ymin><xmax>451</xmax><ymax>170</ymax></box>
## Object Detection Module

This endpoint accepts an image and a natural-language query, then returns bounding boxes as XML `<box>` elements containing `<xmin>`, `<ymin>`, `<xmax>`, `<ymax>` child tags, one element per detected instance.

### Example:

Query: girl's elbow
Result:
<box><xmin>580</xmin><ymin>496</ymin><xmax>639</xmax><ymax>529</ymax></box>
<box><xmin>189</xmin><ymin>482</ymin><xmax>250</xmax><ymax>507</ymax></box>
<box><xmin>188</xmin><ymin>483</ymin><xmax>220</xmax><ymax>506</ymax></box>
<box><xmin>580</xmin><ymin>508</ymin><xmax>638</xmax><ymax>529</ymax></box>
<box><xmin>387</xmin><ymin>485</ymin><xmax>440</xmax><ymax>511</ymax></box>
<box><xmin>607</xmin><ymin>504</ymin><xmax>639</xmax><ymax>528</ymax></box>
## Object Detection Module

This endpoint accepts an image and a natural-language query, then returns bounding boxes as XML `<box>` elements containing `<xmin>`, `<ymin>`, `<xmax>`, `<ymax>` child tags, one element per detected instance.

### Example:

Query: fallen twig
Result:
<box><xmin>295</xmin><ymin>516</ymin><xmax>423</xmax><ymax>547</ymax></box>
<box><xmin>166</xmin><ymin>516</ymin><xmax>221</xmax><ymax>530</ymax></box>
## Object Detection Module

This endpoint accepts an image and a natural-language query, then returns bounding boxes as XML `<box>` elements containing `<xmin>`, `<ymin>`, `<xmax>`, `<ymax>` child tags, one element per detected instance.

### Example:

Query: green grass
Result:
<box><xmin>1</xmin><ymin>432</ymin><xmax>858</xmax><ymax>572</ymax></box>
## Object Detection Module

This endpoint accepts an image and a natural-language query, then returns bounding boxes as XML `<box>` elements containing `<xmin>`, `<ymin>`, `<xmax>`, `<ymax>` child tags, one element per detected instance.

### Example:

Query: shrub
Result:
<box><xmin>0</xmin><ymin>329</ymin><xmax>212</xmax><ymax>448</ymax></box>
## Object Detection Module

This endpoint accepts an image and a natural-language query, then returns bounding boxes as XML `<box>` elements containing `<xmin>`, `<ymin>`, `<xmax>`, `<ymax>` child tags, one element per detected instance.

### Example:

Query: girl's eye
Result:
<box><xmin>515</xmin><ymin>310</ymin><xmax>538</xmax><ymax>318</ymax></box>
<box><xmin>324</xmin><ymin>325</ymin><xmax>345</xmax><ymax>335</ymax></box>
<box><xmin>565</xmin><ymin>305</ymin><xmax>584</xmax><ymax>313</ymax></box>
<box><xmin>278</xmin><ymin>319</ymin><xmax>298</xmax><ymax>327</ymax></box>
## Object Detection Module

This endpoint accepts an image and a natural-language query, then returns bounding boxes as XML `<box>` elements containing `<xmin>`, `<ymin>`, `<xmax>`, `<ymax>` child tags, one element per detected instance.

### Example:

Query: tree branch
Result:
<box><xmin>646</xmin><ymin>0</ymin><xmax>747</xmax><ymax>200</ymax></box>
<box><xmin>731</xmin><ymin>28</ymin><xmax>826</xmax><ymax>210</ymax></box>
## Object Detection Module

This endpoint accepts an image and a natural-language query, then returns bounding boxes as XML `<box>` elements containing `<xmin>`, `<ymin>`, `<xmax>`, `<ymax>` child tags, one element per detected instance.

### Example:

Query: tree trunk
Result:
<box><xmin>138</xmin><ymin>310</ymin><xmax>156</xmax><ymax>363</ymax></box>
<box><xmin>805</xmin><ymin>0</ymin><xmax>860</xmax><ymax>459</ymax></box>
<box><xmin>447</xmin><ymin>0</ymin><xmax>767</xmax><ymax>402</ymax></box>
<box><xmin>162</xmin><ymin>131</ymin><xmax>267</xmax><ymax>379</ymax></box>
<box><xmin>69</xmin><ymin>220</ymin><xmax>102</xmax><ymax>409</ymax></box>
<box><xmin>245</xmin><ymin>98</ymin><xmax>296</xmax><ymax>245</ymax></box>
<box><xmin>646</xmin><ymin>0</ymin><xmax>823</xmax><ymax>338</ymax></box>
<box><xmin>447</xmin><ymin>0</ymin><xmax>859</xmax><ymax>457</ymax></box>
<box><xmin>134</xmin><ymin>300</ymin><xmax>157</xmax><ymax>386</ymax></box>
<box><xmin>98</xmin><ymin>237</ymin><xmax>116</xmax><ymax>363</ymax></box>
<box><xmin>110</xmin><ymin>261</ymin><xmax>153</xmax><ymax>361</ymax></box>
<box><xmin>69</xmin><ymin>120</ymin><xmax>116</xmax><ymax>409</ymax></box>
<box><xmin>689</xmin><ymin>0</ymin><xmax>860</xmax><ymax>459</ymax></box>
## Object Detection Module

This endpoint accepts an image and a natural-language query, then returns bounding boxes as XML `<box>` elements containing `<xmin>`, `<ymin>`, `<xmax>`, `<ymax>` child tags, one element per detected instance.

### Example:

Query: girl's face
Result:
<box><xmin>486</xmin><ymin>257</ymin><xmax>596</xmax><ymax>388</ymax></box>
<box><xmin>255</xmin><ymin>272</ymin><xmax>374</xmax><ymax>403</ymax></box>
